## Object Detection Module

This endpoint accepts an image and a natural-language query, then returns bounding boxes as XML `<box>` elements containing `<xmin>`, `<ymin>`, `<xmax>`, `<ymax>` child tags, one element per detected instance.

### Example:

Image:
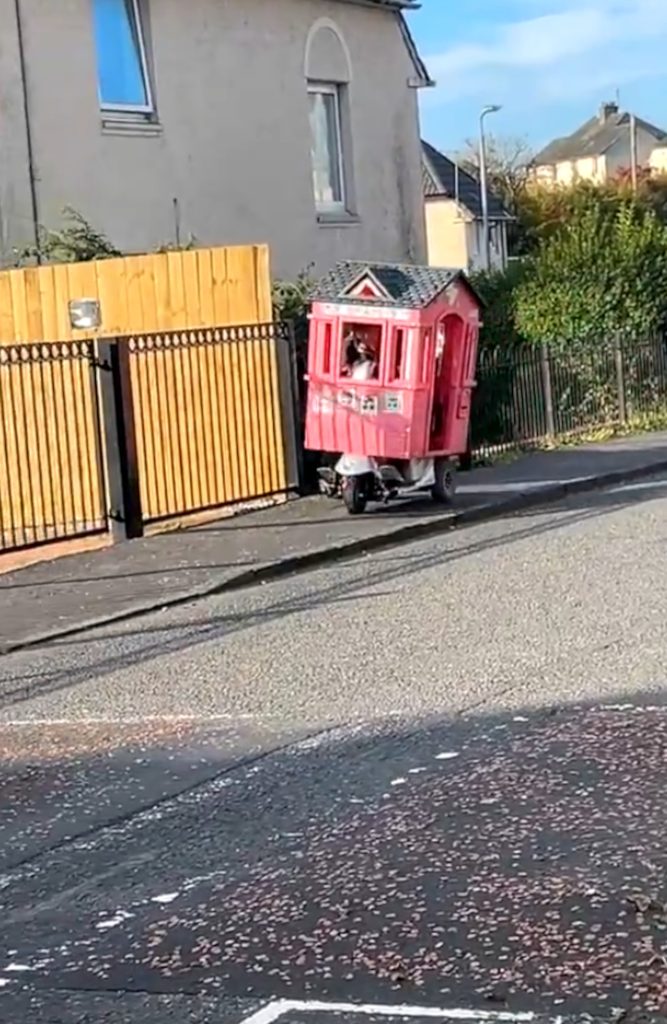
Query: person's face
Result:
<box><xmin>357</xmin><ymin>332</ymin><xmax>374</xmax><ymax>359</ymax></box>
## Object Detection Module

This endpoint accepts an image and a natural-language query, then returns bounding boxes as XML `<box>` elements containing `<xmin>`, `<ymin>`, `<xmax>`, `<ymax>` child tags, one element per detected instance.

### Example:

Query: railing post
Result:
<box><xmin>279</xmin><ymin>321</ymin><xmax>305</xmax><ymax>495</ymax></box>
<box><xmin>96</xmin><ymin>338</ymin><xmax>144</xmax><ymax>541</ymax></box>
<box><xmin>615</xmin><ymin>336</ymin><xmax>627</xmax><ymax>424</ymax></box>
<box><xmin>540</xmin><ymin>342</ymin><xmax>556</xmax><ymax>438</ymax></box>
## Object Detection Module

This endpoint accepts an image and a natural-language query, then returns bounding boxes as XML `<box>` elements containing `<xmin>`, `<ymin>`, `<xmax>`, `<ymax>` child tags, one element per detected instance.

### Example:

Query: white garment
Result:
<box><xmin>351</xmin><ymin>359</ymin><xmax>376</xmax><ymax>382</ymax></box>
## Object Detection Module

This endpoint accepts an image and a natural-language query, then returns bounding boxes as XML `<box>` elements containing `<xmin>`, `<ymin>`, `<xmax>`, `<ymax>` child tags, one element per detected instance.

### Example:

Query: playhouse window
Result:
<box><xmin>390</xmin><ymin>328</ymin><xmax>405</xmax><ymax>381</ymax></box>
<box><xmin>341</xmin><ymin>322</ymin><xmax>382</xmax><ymax>379</ymax></box>
<box><xmin>466</xmin><ymin>325</ymin><xmax>478</xmax><ymax>378</ymax></box>
<box><xmin>321</xmin><ymin>322</ymin><xmax>333</xmax><ymax>375</ymax></box>
<box><xmin>421</xmin><ymin>328</ymin><xmax>432</xmax><ymax>383</ymax></box>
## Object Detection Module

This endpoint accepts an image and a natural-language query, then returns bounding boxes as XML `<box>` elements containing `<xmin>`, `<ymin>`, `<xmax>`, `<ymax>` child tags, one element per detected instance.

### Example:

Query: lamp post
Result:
<box><xmin>630</xmin><ymin>112</ymin><xmax>638</xmax><ymax>193</ymax></box>
<box><xmin>479</xmin><ymin>104</ymin><xmax>502</xmax><ymax>271</ymax></box>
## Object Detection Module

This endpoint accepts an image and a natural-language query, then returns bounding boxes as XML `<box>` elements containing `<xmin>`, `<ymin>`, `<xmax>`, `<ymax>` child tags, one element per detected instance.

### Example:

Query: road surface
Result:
<box><xmin>1</xmin><ymin>475</ymin><xmax>667</xmax><ymax>1022</ymax></box>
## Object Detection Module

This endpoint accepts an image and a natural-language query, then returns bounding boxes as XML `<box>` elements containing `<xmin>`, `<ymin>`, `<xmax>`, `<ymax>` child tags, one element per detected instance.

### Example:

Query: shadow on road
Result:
<box><xmin>2</xmin><ymin>476</ymin><xmax>667</xmax><ymax>711</ymax></box>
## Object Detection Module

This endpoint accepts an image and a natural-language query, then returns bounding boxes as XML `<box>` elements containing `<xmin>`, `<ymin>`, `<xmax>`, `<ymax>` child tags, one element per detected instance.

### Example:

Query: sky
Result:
<box><xmin>408</xmin><ymin>0</ymin><xmax>667</xmax><ymax>157</ymax></box>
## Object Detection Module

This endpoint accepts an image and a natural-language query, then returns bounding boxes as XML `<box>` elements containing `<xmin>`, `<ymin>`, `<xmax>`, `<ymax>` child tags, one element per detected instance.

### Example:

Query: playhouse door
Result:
<box><xmin>429</xmin><ymin>313</ymin><xmax>465</xmax><ymax>451</ymax></box>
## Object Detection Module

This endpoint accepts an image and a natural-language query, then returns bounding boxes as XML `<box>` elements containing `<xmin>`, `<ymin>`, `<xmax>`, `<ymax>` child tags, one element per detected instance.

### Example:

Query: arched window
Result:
<box><xmin>305</xmin><ymin>20</ymin><xmax>354</xmax><ymax>218</ymax></box>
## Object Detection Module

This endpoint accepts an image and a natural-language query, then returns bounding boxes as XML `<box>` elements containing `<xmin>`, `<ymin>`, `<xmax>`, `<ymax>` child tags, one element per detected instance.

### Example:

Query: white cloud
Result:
<box><xmin>425</xmin><ymin>0</ymin><xmax>667</xmax><ymax>106</ymax></box>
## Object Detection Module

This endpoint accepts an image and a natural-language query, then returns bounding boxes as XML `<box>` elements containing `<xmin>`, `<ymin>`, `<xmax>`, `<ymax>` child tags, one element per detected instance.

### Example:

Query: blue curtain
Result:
<box><xmin>92</xmin><ymin>0</ymin><xmax>148</xmax><ymax>107</ymax></box>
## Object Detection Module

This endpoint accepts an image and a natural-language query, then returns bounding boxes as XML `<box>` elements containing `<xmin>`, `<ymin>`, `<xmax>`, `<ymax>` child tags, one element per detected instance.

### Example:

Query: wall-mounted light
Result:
<box><xmin>68</xmin><ymin>298</ymin><xmax>101</xmax><ymax>330</ymax></box>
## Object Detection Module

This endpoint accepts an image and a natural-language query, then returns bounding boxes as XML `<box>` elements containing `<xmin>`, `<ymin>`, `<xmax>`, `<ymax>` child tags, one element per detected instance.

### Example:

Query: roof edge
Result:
<box><xmin>333</xmin><ymin>0</ymin><xmax>420</xmax><ymax>10</ymax></box>
<box><xmin>327</xmin><ymin>2</ymin><xmax>432</xmax><ymax>88</ymax></box>
<box><xmin>398</xmin><ymin>13</ymin><xmax>435</xmax><ymax>88</ymax></box>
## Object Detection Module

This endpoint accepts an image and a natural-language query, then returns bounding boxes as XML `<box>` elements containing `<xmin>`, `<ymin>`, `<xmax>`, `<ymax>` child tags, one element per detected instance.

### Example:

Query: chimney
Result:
<box><xmin>599</xmin><ymin>101</ymin><xmax>619</xmax><ymax>123</ymax></box>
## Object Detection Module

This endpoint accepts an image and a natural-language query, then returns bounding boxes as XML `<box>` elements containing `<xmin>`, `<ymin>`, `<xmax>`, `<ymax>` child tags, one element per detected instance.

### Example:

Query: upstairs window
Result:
<box><xmin>92</xmin><ymin>0</ymin><xmax>153</xmax><ymax>112</ymax></box>
<box><xmin>308</xmin><ymin>83</ymin><xmax>345</xmax><ymax>212</ymax></box>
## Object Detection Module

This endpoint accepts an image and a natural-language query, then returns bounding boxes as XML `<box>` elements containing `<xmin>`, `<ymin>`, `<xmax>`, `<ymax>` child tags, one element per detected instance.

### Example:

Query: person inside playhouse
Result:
<box><xmin>343</xmin><ymin>327</ymin><xmax>379</xmax><ymax>381</ymax></box>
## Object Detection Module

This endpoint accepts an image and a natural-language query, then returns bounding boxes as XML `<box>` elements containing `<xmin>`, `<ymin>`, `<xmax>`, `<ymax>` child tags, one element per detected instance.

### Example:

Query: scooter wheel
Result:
<box><xmin>342</xmin><ymin>477</ymin><xmax>367</xmax><ymax>515</ymax></box>
<box><xmin>432</xmin><ymin>459</ymin><xmax>456</xmax><ymax>505</ymax></box>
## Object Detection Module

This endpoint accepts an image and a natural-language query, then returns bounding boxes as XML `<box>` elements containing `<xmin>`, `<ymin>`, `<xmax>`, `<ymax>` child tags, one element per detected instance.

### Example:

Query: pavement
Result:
<box><xmin>2</xmin><ymin>474</ymin><xmax>667</xmax><ymax>1020</ymax></box>
<box><xmin>3</xmin><ymin>430</ymin><xmax>667</xmax><ymax>653</ymax></box>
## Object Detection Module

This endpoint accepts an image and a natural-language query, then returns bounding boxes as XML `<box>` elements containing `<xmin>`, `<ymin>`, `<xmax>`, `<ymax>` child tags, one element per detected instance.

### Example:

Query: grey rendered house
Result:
<box><xmin>0</xmin><ymin>0</ymin><xmax>431</xmax><ymax>278</ymax></box>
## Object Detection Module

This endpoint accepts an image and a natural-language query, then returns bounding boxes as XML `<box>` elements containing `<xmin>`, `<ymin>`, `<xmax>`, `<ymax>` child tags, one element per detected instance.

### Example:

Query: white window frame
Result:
<box><xmin>97</xmin><ymin>0</ymin><xmax>154</xmax><ymax>115</ymax></box>
<box><xmin>307</xmin><ymin>81</ymin><xmax>347</xmax><ymax>215</ymax></box>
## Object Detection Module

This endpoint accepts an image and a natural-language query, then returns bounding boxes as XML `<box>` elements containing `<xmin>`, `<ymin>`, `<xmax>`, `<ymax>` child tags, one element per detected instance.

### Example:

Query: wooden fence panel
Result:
<box><xmin>0</xmin><ymin>343</ymin><xmax>107</xmax><ymax>552</ymax></box>
<box><xmin>0</xmin><ymin>244</ymin><xmax>272</xmax><ymax>344</ymax></box>
<box><xmin>128</xmin><ymin>325</ymin><xmax>290</xmax><ymax>524</ymax></box>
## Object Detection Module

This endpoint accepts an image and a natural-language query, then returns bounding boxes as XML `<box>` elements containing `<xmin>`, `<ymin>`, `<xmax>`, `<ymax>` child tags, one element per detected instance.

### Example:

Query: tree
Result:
<box><xmin>459</xmin><ymin>133</ymin><xmax>534</xmax><ymax>216</ymax></box>
<box><xmin>471</xmin><ymin>261</ymin><xmax>529</xmax><ymax>352</ymax></box>
<box><xmin>514</xmin><ymin>201</ymin><xmax>667</xmax><ymax>351</ymax></box>
<box><xmin>516</xmin><ymin>180</ymin><xmax>625</xmax><ymax>253</ymax></box>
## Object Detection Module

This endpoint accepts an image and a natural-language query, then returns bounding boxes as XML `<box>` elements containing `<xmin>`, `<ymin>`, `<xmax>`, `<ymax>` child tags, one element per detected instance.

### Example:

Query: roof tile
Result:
<box><xmin>310</xmin><ymin>261</ymin><xmax>466</xmax><ymax>309</ymax></box>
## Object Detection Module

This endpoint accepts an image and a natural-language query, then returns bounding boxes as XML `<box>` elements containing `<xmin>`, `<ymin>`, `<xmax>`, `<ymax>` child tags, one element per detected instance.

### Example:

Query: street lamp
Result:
<box><xmin>479</xmin><ymin>104</ymin><xmax>502</xmax><ymax>272</ymax></box>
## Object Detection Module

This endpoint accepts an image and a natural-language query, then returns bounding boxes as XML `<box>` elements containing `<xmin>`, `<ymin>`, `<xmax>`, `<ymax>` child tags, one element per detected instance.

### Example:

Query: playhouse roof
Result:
<box><xmin>310</xmin><ymin>261</ymin><xmax>471</xmax><ymax>310</ymax></box>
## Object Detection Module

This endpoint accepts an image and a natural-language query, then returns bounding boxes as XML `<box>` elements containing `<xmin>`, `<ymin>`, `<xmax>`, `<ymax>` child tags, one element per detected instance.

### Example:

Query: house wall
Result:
<box><xmin>424</xmin><ymin>199</ymin><xmax>469</xmax><ymax>269</ymax></box>
<box><xmin>551</xmin><ymin>157</ymin><xmax>604</xmax><ymax>185</ymax></box>
<box><xmin>605</xmin><ymin>129</ymin><xmax>657</xmax><ymax>178</ymax></box>
<box><xmin>424</xmin><ymin>198</ymin><xmax>506</xmax><ymax>273</ymax></box>
<box><xmin>650</xmin><ymin>146</ymin><xmax>667</xmax><ymax>176</ymax></box>
<box><xmin>0</xmin><ymin>4</ymin><xmax>36</xmax><ymax>259</ymax></box>
<box><xmin>0</xmin><ymin>0</ymin><xmax>426</xmax><ymax>278</ymax></box>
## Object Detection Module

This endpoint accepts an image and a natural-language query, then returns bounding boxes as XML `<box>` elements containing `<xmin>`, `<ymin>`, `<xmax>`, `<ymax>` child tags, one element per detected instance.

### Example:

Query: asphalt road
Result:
<box><xmin>2</xmin><ymin>475</ymin><xmax>667</xmax><ymax>1022</ymax></box>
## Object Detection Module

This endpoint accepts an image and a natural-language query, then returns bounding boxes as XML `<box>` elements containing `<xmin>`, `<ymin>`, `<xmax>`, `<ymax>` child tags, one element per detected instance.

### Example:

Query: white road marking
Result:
<box><xmin>150</xmin><ymin>893</ymin><xmax>179</xmax><ymax>905</ymax></box>
<box><xmin>96</xmin><ymin>911</ymin><xmax>134</xmax><ymax>931</ymax></box>
<box><xmin>0</xmin><ymin>714</ymin><xmax>259</xmax><ymax>727</ymax></box>
<box><xmin>435</xmin><ymin>752</ymin><xmax>460</xmax><ymax>761</ymax></box>
<box><xmin>238</xmin><ymin>998</ymin><xmax>537</xmax><ymax>1024</ymax></box>
<box><xmin>607</xmin><ymin>480</ymin><xmax>665</xmax><ymax>494</ymax></box>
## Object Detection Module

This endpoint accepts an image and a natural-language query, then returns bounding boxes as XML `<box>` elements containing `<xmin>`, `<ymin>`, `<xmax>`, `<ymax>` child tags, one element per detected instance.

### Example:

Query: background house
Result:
<box><xmin>422</xmin><ymin>141</ymin><xmax>511</xmax><ymax>273</ymax></box>
<box><xmin>650</xmin><ymin>146</ymin><xmax>667</xmax><ymax>176</ymax></box>
<box><xmin>531</xmin><ymin>102</ymin><xmax>667</xmax><ymax>186</ymax></box>
<box><xmin>0</xmin><ymin>0</ymin><xmax>431</xmax><ymax>278</ymax></box>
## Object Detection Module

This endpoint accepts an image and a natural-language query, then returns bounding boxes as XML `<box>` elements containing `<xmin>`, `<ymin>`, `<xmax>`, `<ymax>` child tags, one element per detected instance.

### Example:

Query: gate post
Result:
<box><xmin>96</xmin><ymin>338</ymin><xmax>144</xmax><ymax>541</ymax></box>
<box><xmin>614</xmin><ymin>336</ymin><xmax>627</xmax><ymax>424</ymax></box>
<box><xmin>540</xmin><ymin>342</ymin><xmax>556</xmax><ymax>439</ymax></box>
<box><xmin>275</xmin><ymin>321</ymin><xmax>305</xmax><ymax>495</ymax></box>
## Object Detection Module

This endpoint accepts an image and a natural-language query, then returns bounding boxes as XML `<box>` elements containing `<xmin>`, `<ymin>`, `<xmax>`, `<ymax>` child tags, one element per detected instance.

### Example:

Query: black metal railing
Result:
<box><xmin>0</xmin><ymin>341</ymin><xmax>108</xmax><ymax>553</ymax></box>
<box><xmin>471</xmin><ymin>339</ymin><xmax>667</xmax><ymax>456</ymax></box>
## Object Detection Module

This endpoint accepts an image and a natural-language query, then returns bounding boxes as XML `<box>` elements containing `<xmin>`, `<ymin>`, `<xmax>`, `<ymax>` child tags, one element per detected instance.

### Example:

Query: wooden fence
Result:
<box><xmin>127</xmin><ymin>324</ymin><xmax>291</xmax><ymax>524</ymax></box>
<box><xmin>0</xmin><ymin>245</ymin><xmax>296</xmax><ymax>562</ymax></box>
<box><xmin>0</xmin><ymin>244</ymin><xmax>272</xmax><ymax>342</ymax></box>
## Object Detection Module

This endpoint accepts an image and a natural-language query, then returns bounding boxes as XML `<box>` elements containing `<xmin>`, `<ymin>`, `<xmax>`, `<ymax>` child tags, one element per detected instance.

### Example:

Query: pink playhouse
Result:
<box><xmin>304</xmin><ymin>261</ymin><xmax>482</xmax><ymax>467</ymax></box>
